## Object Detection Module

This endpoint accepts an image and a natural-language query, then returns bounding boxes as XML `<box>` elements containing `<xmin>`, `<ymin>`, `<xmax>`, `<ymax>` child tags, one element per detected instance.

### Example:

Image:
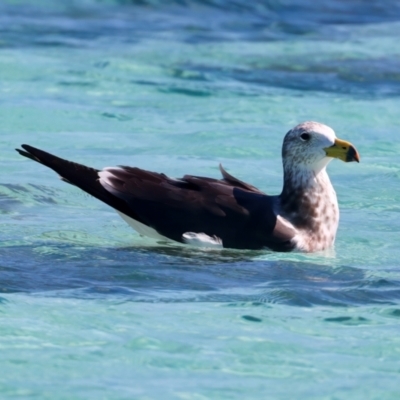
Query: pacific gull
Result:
<box><xmin>16</xmin><ymin>121</ymin><xmax>359</xmax><ymax>252</ymax></box>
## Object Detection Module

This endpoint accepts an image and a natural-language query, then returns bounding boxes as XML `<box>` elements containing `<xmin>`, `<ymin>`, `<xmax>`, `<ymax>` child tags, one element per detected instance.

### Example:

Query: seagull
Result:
<box><xmin>16</xmin><ymin>121</ymin><xmax>359</xmax><ymax>252</ymax></box>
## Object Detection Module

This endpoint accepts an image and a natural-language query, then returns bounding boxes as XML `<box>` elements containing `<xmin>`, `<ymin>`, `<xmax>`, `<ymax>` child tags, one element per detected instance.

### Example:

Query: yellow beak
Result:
<box><xmin>324</xmin><ymin>138</ymin><xmax>360</xmax><ymax>163</ymax></box>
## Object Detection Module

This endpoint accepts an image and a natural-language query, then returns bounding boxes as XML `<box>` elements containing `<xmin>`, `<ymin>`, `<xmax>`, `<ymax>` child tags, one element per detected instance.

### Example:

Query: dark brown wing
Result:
<box><xmin>16</xmin><ymin>145</ymin><xmax>296</xmax><ymax>250</ymax></box>
<box><xmin>219</xmin><ymin>164</ymin><xmax>265</xmax><ymax>194</ymax></box>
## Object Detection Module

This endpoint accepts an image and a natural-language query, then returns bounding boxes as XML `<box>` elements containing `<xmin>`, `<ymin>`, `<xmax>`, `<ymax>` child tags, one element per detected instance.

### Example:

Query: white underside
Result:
<box><xmin>117</xmin><ymin>211</ymin><xmax>171</xmax><ymax>241</ymax></box>
<box><xmin>117</xmin><ymin>212</ymin><xmax>223</xmax><ymax>249</ymax></box>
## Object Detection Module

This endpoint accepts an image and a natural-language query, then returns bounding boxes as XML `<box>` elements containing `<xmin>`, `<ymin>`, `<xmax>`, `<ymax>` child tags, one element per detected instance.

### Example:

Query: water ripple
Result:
<box><xmin>1</xmin><ymin>244</ymin><xmax>400</xmax><ymax>307</ymax></box>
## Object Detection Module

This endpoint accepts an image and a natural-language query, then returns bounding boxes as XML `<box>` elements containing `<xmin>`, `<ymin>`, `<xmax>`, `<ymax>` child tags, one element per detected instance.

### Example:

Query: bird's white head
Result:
<box><xmin>282</xmin><ymin>121</ymin><xmax>359</xmax><ymax>174</ymax></box>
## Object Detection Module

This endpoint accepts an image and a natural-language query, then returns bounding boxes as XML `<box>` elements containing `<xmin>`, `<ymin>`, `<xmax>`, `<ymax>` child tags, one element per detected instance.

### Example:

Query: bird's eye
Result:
<box><xmin>300</xmin><ymin>133</ymin><xmax>311</xmax><ymax>141</ymax></box>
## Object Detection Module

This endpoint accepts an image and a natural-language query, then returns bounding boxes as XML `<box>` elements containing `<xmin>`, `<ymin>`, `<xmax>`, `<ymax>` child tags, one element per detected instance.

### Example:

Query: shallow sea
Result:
<box><xmin>1</xmin><ymin>0</ymin><xmax>400</xmax><ymax>398</ymax></box>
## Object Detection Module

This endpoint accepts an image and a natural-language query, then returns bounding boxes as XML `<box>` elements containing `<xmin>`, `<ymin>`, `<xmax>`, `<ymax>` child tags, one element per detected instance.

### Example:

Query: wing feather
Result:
<box><xmin>98</xmin><ymin>166</ymin><xmax>294</xmax><ymax>249</ymax></box>
<box><xmin>16</xmin><ymin>145</ymin><xmax>295</xmax><ymax>250</ymax></box>
<box><xmin>219</xmin><ymin>164</ymin><xmax>265</xmax><ymax>194</ymax></box>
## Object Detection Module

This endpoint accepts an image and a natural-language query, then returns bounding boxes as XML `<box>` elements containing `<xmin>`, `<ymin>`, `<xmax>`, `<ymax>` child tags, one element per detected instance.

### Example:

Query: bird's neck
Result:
<box><xmin>280</xmin><ymin>164</ymin><xmax>338</xmax><ymax>232</ymax></box>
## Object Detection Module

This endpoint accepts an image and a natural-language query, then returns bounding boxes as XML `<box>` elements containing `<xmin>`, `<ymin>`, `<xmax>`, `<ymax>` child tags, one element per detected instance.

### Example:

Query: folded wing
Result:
<box><xmin>16</xmin><ymin>144</ymin><xmax>296</xmax><ymax>250</ymax></box>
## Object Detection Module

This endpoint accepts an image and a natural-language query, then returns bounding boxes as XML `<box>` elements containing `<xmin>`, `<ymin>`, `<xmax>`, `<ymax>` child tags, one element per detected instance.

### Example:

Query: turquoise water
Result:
<box><xmin>1</xmin><ymin>0</ymin><xmax>400</xmax><ymax>398</ymax></box>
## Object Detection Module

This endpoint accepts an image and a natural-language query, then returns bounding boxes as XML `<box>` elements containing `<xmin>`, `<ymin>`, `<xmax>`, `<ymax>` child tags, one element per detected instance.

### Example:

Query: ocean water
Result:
<box><xmin>1</xmin><ymin>0</ymin><xmax>400</xmax><ymax>398</ymax></box>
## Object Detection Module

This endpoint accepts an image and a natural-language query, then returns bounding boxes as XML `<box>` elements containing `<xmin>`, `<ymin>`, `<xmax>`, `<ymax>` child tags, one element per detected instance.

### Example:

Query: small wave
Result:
<box><xmin>175</xmin><ymin>58</ymin><xmax>400</xmax><ymax>98</ymax></box>
<box><xmin>2</xmin><ymin>243</ymin><xmax>400</xmax><ymax>307</ymax></box>
<box><xmin>90</xmin><ymin>0</ymin><xmax>400</xmax><ymax>25</ymax></box>
<box><xmin>0</xmin><ymin>183</ymin><xmax>59</xmax><ymax>214</ymax></box>
<box><xmin>2</xmin><ymin>0</ymin><xmax>400</xmax><ymax>52</ymax></box>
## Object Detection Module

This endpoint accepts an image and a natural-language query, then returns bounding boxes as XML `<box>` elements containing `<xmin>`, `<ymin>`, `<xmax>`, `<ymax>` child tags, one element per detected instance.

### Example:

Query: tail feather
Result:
<box><xmin>16</xmin><ymin>144</ymin><xmax>144</xmax><ymax>223</ymax></box>
<box><xmin>16</xmin><ymin>148</ymin><xmax>42</xmax><ymax>163</ymax></box>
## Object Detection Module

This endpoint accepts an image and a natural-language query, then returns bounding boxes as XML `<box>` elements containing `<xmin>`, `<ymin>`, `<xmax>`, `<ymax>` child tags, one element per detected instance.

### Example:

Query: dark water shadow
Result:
<box><xmin>1</xmin><ymin>243</ymin><xmax>400</xmax><ymax>307</ymax></box>
<box><xmin>2</xmin><ymin>0</ymin><xmax>400</xmax><ymax>51</ymax></box>
<box><xmin>173</xmin><ymin>58</ymin><xmax>400</xmax><ymax>98</ymax></box>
